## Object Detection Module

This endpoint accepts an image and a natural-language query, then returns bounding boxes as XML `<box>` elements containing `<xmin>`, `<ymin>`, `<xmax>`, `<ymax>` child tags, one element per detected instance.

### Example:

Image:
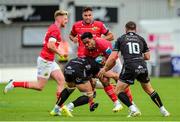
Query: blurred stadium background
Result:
<box><xmin>0</xmin><ymin>0</ymin><xmax>180</xmax><ymax>81</ymax></box>
<box><xmin>0</xmin><ymin>0</ymin><xmax>180</xmax><ymax>121</ymax></box>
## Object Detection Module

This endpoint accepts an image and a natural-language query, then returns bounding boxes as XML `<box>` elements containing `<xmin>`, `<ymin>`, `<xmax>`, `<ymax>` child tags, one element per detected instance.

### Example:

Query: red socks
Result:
<box><xmin>13</xmin><ymin>82</ymin><xmax>29</xmax><ymax>88</ymax></box>
<box><xmin>104</xmin><ymin>84</ymin><xmax>118</xmax><ymax>102</ymax></box>
<box><xmin>124</xmin><ymin>87</ymin><xmax>133</xmax><ymax>103</ymax></box>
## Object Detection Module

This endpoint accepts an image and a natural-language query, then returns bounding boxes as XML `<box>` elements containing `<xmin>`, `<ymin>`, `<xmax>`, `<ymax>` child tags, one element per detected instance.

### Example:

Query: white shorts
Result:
<box><xmin>111</xmin><ymin>58</ymin><xmax>122</xmax><ymax>74</ymax></box>
<box><xmin>37</xmin><ymin>56</ymin><xmax>60</xmax><ymax>79</ymax></box>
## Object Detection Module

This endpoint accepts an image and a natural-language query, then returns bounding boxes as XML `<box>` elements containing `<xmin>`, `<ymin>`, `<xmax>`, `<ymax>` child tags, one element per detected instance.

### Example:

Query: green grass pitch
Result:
<box><xmin>0</xmin><ymin>77</ymin><xmax>180</xmax><ymax>121</ymax></box>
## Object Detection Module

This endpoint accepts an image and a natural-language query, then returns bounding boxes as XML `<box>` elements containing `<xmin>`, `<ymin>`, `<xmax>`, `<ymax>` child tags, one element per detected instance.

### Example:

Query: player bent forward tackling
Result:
<box><xmin>50</xmin><ymin>57</ymin><xmax>103</xmax><ymax>116</ymax></box>
<box><xmin>50</xmin><ymin>57</ymin><xmax>124</xmax><ymax>117</ymax></box>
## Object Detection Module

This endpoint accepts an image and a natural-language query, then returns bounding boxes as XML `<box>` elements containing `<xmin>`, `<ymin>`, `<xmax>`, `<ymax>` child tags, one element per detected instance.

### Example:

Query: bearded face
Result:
<box><xmin>82</xmin><ymin>11</ymin><xmax>93</xmax><ymax>24</ymax></box>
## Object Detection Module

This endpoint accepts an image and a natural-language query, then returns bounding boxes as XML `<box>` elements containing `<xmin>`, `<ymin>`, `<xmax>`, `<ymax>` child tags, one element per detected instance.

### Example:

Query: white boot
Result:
<box><xmin>112</xmin><ymin>100</ymin><xmax>123</xmax><ymax>112</ymax></box>
<box><xmin>160</xmin><ymin>106</ymin><xmax>170</xmax><ymax>117</ymax></box>
<box><xmin>127</xmin><ymin>105</ymin><xmax>141</xmax><ymax>117</ymax></box>
<box><xmin>66</xmin><ymin>102</ymin><xmax>74</xmax><ymax>112</ymax></box>
<box><xmin>4</xmin><ymin>79</ymin><xmax>15</xmax><ymax>94</ymax></box>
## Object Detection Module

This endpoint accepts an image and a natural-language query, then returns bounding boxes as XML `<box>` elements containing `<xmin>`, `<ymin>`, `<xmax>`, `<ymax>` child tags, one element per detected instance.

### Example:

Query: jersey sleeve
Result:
<box><xmin>113</xmin><ymin>37</ymin><xmax>121</xmax><ymax>52</ymax></box>
<box><xmin>141</xmin><ymin>37</ymin><xmax>150</xmax><ymax>53</ymax></box>
<box><xmin>49</xmin><ymin>29</ymin><xmax>60</xmax><ymax>40</ymax></box>
<box><xmin>99</xmin><ymin>39</ymin><xmax>112</xmax><ymax>55</ymax></box>
<box><xmin>70</xmin><ymin>24</ymin><xmax>77</xmax><ymax>36</ymax></box>
<box><xmin>100</xmin><ymin>23</ymin><xmax>109</xmax><ymax>35</ymax></box>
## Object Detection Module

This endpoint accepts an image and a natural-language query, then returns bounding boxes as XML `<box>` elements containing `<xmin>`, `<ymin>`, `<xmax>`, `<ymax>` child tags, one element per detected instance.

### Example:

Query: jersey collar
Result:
<box><xmin>82</xmin><ymin>20</ymin><xmax>94</xmax><ymax>25</ymax></box>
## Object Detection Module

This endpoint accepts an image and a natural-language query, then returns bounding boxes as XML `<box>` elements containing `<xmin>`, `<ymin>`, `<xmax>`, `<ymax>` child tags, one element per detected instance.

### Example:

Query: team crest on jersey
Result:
<box><xmin>92</xmin><ymin>27</ymin><xmax>98</xmax><ymax>31</ymax></box>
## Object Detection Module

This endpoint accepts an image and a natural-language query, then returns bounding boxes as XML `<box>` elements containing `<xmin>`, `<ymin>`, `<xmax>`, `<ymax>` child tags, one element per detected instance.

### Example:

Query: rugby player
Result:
<box><xmin>98</xmin><ymin>21</ymin><xmax>170</xmax><ymax>117</ymax></box>
<box><xmin>4</xmin><ymin>10</ymin><xmax>68</xmax><ymax>99</ymax></box>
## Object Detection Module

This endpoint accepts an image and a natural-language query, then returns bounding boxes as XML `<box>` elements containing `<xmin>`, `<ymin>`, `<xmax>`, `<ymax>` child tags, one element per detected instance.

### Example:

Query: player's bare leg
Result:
<box><xmin>4</xmin><ymin>77</ymin><xmax>48</xmax><ymax>94</ymax></box>
<box><xmin>141</xmin><ymin>82</ymin><xmax>170</xmax><ymax>117</ymax></box>
<box><xmin>51</xmin><ymin>69</ymin><xmax>65</xmax><ymax>99</ymax></box>
<box><xmin>26</xmin><ymin>77</ymin><xmax>48</xmax><ymax>90</ymax></box>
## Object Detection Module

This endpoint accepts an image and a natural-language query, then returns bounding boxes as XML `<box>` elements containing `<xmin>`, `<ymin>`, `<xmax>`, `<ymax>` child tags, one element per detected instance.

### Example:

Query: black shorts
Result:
<box><xmin>120</xmin><ymin>62</ymin><xmax>150</xmax><ymax>84</ymax></box>
<box><xmin>64</xmin><ymin>65</ymin><xmax>90</xmax><ymax>84</ymax></box>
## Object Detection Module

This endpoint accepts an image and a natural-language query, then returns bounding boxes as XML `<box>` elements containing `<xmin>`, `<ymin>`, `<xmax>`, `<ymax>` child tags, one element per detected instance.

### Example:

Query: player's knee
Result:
<box><xmin>114</xmin><ymin>89</ymin><xmax>120</xmax><ymax>95</ymax></box>
<box><xmin>114</xmin><ymin>87</ymin><xmax>124</xmax><ymax>95</ymax></box>
<box><xmin>111</xmin><ymin>73</ymin><xmax>119</xmax><ymax>81</ymax></box>
<box><xmin>100</xmin><ymin>77</ymin><xmax>110</xmax><ymax>87</ymax></box>
<box><xmin>141</xmin><ymin>83</ymin><xmax>154</xmax><ymax>95</ymax></box>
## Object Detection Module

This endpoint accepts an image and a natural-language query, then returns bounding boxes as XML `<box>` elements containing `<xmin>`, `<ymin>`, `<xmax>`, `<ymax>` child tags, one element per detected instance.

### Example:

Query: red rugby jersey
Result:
<box><xmin>40</xmin><ymin>24</ymin><xmax>61</xmax><ymax>61</ymax></box>
<box><xmin>84</xmin><ymin>37</ymin><xmax>112</xmax><ymax>59</ymax></box>
<box><xmin>71</xmin><ymin>20</ymin><xmax>109</xmax><ymax>57</ymax></box>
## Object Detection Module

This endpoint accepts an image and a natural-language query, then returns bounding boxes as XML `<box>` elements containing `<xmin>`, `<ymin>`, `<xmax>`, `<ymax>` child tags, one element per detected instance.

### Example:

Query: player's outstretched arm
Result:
<box><xmin>98</xmin><ymin>51</ymin><xmax>118</xmax><ymax>78</ymax></box>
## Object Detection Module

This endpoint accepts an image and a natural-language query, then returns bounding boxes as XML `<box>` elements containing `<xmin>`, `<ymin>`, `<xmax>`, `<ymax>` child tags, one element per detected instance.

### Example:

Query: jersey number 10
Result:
<box><xmin>127</xmin><ymin>42</ymin><xmax>140</xmax><ymax>54</ymax></box>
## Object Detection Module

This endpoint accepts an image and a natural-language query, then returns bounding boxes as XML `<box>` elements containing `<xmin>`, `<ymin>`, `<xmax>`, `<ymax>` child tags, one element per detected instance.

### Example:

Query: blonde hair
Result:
<box><xmin>54</xmin><ymin>9</ymin><xmax>68</xmax><ymax>19</ymax></box>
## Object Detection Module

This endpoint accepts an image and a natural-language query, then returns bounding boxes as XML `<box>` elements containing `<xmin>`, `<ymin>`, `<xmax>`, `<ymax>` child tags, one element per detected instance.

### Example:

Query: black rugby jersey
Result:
<box><xmin>64</xmin><ymin>57</ymin><xmax>101</xmax><ymax>78</ymax></box>
<box><xmin>113</xmin><ymin>32</ymin><xmax>149</xmax><ymax>64</ymax></box>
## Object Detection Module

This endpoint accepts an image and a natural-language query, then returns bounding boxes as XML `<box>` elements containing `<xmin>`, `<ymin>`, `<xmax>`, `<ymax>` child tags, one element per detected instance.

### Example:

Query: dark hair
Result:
<box><xmin>83</xmin><ymin>7</ymin><xmax>93</xmax><ymax>12</ymax></box>
<box><xmin>81</xmin><ymin>32</ymin><xmax>93</xmax><ymax>40</ymax></box>
<box><xmin>125</xmin><ymin>21</ymin><xmax>136</xmax><ymax>30</ymax></box>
